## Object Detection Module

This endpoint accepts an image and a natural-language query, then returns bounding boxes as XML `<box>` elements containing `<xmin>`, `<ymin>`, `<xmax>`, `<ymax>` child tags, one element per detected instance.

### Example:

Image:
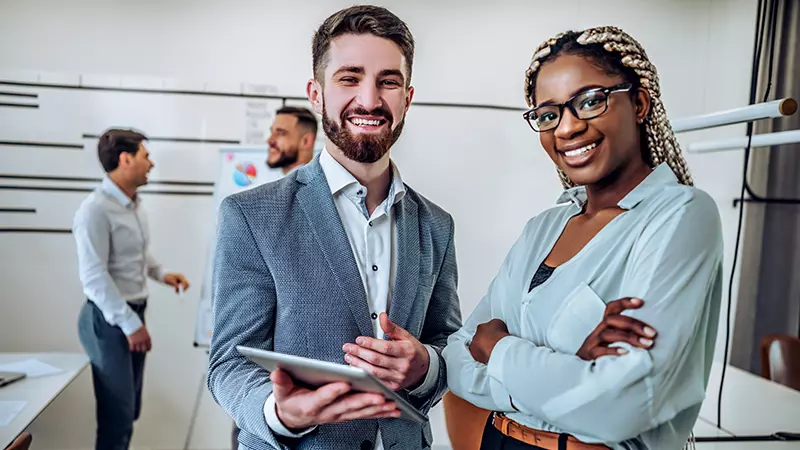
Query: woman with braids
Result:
<box><xmin>443</xmin><ymin>27</ymin><xmax>723</xmax><ymax>450</ymax></box>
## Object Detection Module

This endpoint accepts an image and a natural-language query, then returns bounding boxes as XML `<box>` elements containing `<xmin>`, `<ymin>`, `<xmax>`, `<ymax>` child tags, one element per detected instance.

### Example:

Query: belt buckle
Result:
<box><xmin>494</xmin><ymin>413</ymin><xmax>512</xmax><ymax>436</ymax></box>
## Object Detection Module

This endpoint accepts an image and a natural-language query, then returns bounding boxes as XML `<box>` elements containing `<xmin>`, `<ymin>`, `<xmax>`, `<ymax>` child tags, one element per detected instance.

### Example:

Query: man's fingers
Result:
<box><xmin>335</xmin><ymin>410</ymin><xmax>401</xmax><ymax>423</ymax></box>
<box><xmin>343</xmin><ymin>341</ymin><xmax>407</xmax><ymax>368</ymax></box>
<box><xmin>604</xmin><ymin>315</ymin><xmax>657</xmax><ymax>339</ymax></box>
<box><xmin>270</xmin><ymin>369</ymin><xmax>297</xmax><ymax>398</ymax></box>
<box><xmin>332</xmin><ymin>402</ymin><xmax>400</xmax><ymax>422</ymax></box>
<box><xmin>309</xmin><ymin>381</ymin><xmax>353</xmax><ymax>410</ymax></box>
<box><xmin>599</xmin><ymin>328</ymin><xmax>653</xmax><ymax>349</ymax></box>
<box><xmin>379</xmin><ymin>313</ymin><xmax>411</xmax><ymax>340</ymax></box>
<box><xmin>344</xmin><ymin>354</ymin><xmax>402</xmax><ymax>384</ymax></box>
<box><xmin>347</xmin><ymin>337</ymin><xmax>409</xmax><ymax>358</ymax></box>
<box><xmin>319</xmin><ymin>392</ymin><xmax>388</xmax><ymax>420</ymax></box>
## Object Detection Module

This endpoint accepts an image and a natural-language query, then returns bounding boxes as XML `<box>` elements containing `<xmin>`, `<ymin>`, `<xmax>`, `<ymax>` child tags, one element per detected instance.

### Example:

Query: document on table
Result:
<box><xmin>0</xmin><ymin>401</ymin><xmax>26</xmax><ymax>426</ymax></box>
<box><xmin>0</xmin><ymin>359</ymin><xmax>63</xmax><ymax>378</ymax></box>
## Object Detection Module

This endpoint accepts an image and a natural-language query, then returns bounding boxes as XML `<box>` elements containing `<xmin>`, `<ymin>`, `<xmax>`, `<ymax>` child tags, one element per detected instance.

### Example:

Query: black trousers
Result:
<box><xmin>481</xmin><ymin>414</ymin><xmax>565</xmax><ymax>450</ymax></box>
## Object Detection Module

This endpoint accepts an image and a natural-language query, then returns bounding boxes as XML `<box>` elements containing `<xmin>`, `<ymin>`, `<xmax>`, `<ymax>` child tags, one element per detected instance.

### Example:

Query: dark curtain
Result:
<box><xmin>731</xmin><ymin>0</ymin><xmax>800</xmax><ymax>376</ymax></box>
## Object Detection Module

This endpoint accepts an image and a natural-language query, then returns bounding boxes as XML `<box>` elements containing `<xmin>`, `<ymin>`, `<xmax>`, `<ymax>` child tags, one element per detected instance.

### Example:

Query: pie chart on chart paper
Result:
<box><xmin>233</xmin><ymin>162</ymin><xmax>257</xmax><ymax>187</ymax></box>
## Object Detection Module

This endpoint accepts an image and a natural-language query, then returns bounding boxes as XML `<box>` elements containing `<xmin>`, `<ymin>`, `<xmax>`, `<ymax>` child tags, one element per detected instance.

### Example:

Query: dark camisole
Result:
<box><xmin>528</xmin><ymin>262</ymin><xmax>556</xmax><ymax>292</ymax></box>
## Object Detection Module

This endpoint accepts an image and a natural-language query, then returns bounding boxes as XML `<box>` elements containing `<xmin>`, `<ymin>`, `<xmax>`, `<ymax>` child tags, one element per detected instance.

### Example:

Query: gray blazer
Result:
<box><xmin>207</xmin><ymin>157</ymin><xmax>462</xmax><ymax>450</ymax></box>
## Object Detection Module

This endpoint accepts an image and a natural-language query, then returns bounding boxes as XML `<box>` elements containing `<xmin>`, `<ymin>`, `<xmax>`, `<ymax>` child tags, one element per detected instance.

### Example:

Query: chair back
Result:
<box><xmin>442</xmin><ymin>391</ymin><xmax>492</xmax><ymax>450</ymax></box>
<box><xmin>6</xmin><ymin>432</ymin><xmax>32</xmax><ymax>450</ymax></box>
<box><xmin>761</xmin><ymin>333</ymin><xmax>800</xmax><ymax>391</ymax></box>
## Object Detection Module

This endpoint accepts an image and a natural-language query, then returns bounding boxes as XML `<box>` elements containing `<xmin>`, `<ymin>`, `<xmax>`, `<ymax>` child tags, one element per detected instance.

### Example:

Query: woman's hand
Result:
<box><xmin>576</xmin><ymin>297</ymin><xmax>658</xmax><ymax>360</ymax></box>
<box><xmin>469</xmin><ymin>319</ymin><xmax>510</xmax><ymax>364</ymax></box>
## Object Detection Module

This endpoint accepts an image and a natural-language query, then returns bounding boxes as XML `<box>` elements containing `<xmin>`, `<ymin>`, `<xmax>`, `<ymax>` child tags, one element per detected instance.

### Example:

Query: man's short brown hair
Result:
<box><xmin>97</xmin><ymin>129</ymin><xmax>147</xmax><ymax>173</ymax></box>
<box><xmin>312</xmin><ymin>5</ymin><xmax>414</xmax><ymax>86</ymax></box>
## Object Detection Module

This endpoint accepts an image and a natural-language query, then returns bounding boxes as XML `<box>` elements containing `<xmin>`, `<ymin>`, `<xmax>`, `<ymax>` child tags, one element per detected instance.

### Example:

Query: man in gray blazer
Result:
<box><xmin>207</xmin><ymin>5</ymin><xmax>462</xmax><ymax>450</ymax></box>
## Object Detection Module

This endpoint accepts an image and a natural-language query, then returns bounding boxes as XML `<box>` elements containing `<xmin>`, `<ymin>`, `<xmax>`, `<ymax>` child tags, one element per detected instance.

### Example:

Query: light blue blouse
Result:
<box><xmin>443</xmin><ymin>163</ymin><xmax>723</xmax><ymax>450</ymax></box>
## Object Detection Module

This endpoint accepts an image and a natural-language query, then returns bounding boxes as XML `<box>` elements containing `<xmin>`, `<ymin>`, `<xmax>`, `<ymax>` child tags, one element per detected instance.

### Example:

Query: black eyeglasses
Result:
<box><xmin>523</xmin><ymin>83</ymin><xmax>633</xmax><ymax>132</ymax></box>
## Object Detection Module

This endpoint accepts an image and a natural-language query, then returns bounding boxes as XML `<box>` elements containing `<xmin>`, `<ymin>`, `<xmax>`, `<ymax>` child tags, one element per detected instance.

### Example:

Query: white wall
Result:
<box><xmin>0</xmin><ymin>0</ymin><xmax>758</xmax><ymax>449</ymax></box>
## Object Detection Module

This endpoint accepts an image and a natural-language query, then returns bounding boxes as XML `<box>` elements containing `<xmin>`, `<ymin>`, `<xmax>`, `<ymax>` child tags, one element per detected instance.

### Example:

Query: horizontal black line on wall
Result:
<box><xmin>0</xmin><ymin>80</ymin><xmax>527</xmax><ymax>112</ymax></box>
<box><xmin>82</xmin><ymin>133</ymin><xmax>240</xmax><ymax>145</ymax></box>
<box><xmin>0</xmin><ymin>173</ymin><xmax>214</xmax><ymax>187</ymax></box>
<box><xmin>0</xmin><ymin>140</ymin><xmax>83</xmax><ymax>150</ymax></box>
<box><xmin>0</xmin><ymin>227</ymin><xmax>72</xmax><ymax>234</ymax></box>
<box><xmin>0</xmin><ymin>91</ymin><xmax>38</xmax><ymax>98</ymax></box>
<box><xmin>0</xmin><ymin>207</ymin><xmax>36</xmax><ymax>214</ymax></box>
<box><xmin>0</xmin><ymin>184</ymin><xmax>213</xmax><ymax>196</ymax></box>
<box><xmin>0</xmin><ymin>102</ymin><xmax>38</xmax><ymax>109</ymax></box>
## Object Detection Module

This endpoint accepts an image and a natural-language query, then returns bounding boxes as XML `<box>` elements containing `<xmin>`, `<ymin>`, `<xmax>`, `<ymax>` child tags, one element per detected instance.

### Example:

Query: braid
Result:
<box><xmin>525</xmin><ymin>26</ymin><xmax>694</xmax><ymax>188</ymax></box>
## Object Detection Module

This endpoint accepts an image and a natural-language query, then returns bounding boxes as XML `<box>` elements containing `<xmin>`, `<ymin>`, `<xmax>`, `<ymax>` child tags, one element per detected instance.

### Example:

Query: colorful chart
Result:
<box><xmin>233</xmin><ymin>162</ymin><xmax>257</xmax><ymax>186</ymax></box>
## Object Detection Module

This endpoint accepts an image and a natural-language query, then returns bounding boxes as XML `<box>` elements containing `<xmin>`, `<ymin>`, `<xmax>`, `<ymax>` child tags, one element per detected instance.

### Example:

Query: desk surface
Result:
<box><xmin>0</xmin><ymin>352</ymin><xmax>88</xmax><ymax>449</ymax></box>
<box><xmin>700</xmin><ymin>361</ymin><xmax>800</xmax><ymax>437</ymax></box>
<box><xmin>696</xmin><ymin>443</ymin><xmax>800</xmax><ymax>449</ymax></box>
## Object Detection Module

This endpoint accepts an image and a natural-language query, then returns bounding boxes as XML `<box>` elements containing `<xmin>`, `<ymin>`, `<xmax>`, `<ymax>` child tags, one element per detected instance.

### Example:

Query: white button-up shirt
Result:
<box><xmin>73</xmin><ymin>176</ymin><xmax>166</xmax><ymax>335</ymax></box>
<box><xmin>443</xmin><ymin>164</ymin><xmax>724</xmax><ymax>450</ymax></box>
<box><xmin>264</xmin><ymin>149</ymin><xmax>439</xmax><ymax>448</ymax></box>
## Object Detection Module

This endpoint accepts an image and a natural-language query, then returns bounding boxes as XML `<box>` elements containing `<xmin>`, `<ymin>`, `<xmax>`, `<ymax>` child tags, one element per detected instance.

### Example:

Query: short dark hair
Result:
<box><xmin>312</xmin><ymin>5</ymin><xmax>414</xmax><ymax>86</ymax></box>
<box><xmin>276</xmin><ymin>106</ymin><xmax>318</xmax><ymax>137</ymax></box>
<box><xmin>97</xmin><ymin>129</ymin><xmax>147</xmax><ymax>173</ymax></box>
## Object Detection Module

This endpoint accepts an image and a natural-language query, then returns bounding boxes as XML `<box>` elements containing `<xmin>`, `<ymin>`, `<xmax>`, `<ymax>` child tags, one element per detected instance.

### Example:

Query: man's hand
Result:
<box><xmin>576</xmin><ymin>297</ymin><xmax>657</xmax><ymax>360</ymax></box>
<box><xmin>271</xmin><ymin>369</ymin><xmax>400</xmax><ymax>430</ymax></box>
<box><xmin>163</xmin><ymin>273</ymin><xmax>190</xmax><ymax>293</ymax></box>
<box><xmin>342</xmin><ymin>313</ymin><xmax>429</xmax><ymax>391</ymax></box>
<box><xmin>469</xmin><ymin>319</ymin><xmax>510</xmax><ymax>364</ymax></box>
<box><xmin>127</xmin><ymin>325</ymin><xmax>152</xmax><ymax>353</ymax></box>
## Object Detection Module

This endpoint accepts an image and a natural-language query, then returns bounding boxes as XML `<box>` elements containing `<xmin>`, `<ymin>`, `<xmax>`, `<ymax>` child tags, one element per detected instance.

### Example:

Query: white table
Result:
<box><xmin>0</xmin><ymin>353</ymin><xmax>88</xmax><ymax>449</ymax></box>
<box><xmin>699</xmin><ymin>361</ymin><xmax>800</xmax><ymax>437</ymax></box>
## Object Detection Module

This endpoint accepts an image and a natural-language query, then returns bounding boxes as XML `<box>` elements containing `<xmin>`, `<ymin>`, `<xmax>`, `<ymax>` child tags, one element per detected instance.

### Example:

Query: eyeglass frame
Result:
<box><xmin>522</xmin><ymin>82</ymin><xmax>634</xmax><ymax>133</ymax></box>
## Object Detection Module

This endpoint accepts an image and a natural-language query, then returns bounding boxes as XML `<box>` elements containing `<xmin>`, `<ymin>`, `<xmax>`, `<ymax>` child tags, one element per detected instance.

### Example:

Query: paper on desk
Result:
<box><xmin>0</xmin><ymin>401</ymin><xmax>26</xmax><ymax>426</ymax></box>
<box><xmin>0</xmin><ymin>359</ymin><xmax>63</xmax><ymax>378</ymax></box>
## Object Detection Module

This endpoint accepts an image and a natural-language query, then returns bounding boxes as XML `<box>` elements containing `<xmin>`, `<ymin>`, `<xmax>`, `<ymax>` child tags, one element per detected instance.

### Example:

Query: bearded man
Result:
<box><xmin>206</xmin><ymin>5</ymin><xmax>462</xmax><ymax>450</ymax></box>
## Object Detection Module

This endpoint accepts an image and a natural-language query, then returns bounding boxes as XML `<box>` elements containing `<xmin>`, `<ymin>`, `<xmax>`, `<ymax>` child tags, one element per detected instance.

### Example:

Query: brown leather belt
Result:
<box><xmin>492</xmin><ymin>413</ymin><xmax>609</xmax><ymax>450</ymax></box>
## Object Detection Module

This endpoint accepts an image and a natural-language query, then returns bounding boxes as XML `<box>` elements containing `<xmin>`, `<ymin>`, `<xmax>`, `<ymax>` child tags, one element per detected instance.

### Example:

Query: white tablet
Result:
<box><xmin>237</xmin><ymin>345</ymin><xmax>427</xmax><ymax>423</ymax></box>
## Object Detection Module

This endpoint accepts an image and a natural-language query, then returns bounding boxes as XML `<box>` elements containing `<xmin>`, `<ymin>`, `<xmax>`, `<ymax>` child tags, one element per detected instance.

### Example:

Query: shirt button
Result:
<box><xmin>368</xmin><ymin>221</ymin><xmax>373</xmax><ymax>227</ymax></box>
<box><xmin>371</xmin><ymin>313</ymin><xmax>378</xmax><ymax>320</ymax></box>
<box><xmin>372</xmin><ymin>265</ymin><xmax>378</xmax><ymax>271</ymax></box>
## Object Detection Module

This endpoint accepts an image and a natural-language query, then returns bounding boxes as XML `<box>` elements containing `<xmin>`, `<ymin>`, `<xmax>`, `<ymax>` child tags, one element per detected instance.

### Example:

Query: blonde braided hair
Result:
<box><xmin>524</xmin><ymin>26</ymin><xmax>693</xmax><ymax>188</ymax></box>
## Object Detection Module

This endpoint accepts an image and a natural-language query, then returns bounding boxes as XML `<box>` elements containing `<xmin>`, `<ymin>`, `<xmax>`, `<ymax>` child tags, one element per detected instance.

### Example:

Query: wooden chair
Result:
<box><xmin>442</xmin><ymin>391</ymin><xmax>492</xmax><ymax>450</ymax></box>
<box><xmin>761</xmin><ymin>333</ymin><xmax>800</xmax><ymax>391</ymax></box>
<box><xmin>5</xmin><ymin>432</ymin><xmax>32</xmax><ymax>450</ymax></box>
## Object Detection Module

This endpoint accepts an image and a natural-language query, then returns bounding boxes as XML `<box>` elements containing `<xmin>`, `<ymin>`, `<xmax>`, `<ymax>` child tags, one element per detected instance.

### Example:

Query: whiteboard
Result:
<box><xmin>194</xmin><ymin>147</ymin><xmax>288</xmax><ymax>347</ymax></box>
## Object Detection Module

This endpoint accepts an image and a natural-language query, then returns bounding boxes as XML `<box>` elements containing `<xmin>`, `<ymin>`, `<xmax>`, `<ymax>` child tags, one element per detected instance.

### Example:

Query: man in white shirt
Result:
<box><xmin>74</xmin><ymin>129</ymin><xmax>190</xmax><ymax>450</ymax></box>
<box><xmin>208</xmin><ymin>5</ymin><xmax>462</xmax><ymax>450</ymax></box>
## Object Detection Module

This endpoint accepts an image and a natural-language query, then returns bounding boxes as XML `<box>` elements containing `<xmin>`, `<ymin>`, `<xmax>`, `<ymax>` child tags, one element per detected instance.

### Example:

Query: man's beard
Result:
<box><xmin>322</xmin><ymin>104</ymin><xmax>404</xmax><ymax>163</ymax></box>
<box><xmin>266</xmin><ymin>146</ymin><xmax>299</xmax><ymax>169</ymax></box>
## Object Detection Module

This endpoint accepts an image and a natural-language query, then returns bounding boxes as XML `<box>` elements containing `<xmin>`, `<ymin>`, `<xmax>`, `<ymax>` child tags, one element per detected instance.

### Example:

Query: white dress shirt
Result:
<box><xmin>264</xmin><ymin>149</ymin><xmax>440</xmax><ymax>449</ymax></box>
<box><xmin>73</xmin><ymin>176</ymin><xmax>166</xmax><ymax>335</ymax></box>
<box><xmin>443</xmin><ymin>164</ymin><xmax>724</xmax><ymax>449</ymax></box>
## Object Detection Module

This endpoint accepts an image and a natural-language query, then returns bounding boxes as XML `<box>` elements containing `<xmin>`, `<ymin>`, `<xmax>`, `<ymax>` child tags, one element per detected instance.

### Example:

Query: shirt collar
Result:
<box><xmin>556</xmin><ymin>163</ymin><xmax>679</xmax><ymax>210</ymax></box>
<box><xmin>101</xmin><ymin>176</ymin><xmax>137</xmax><ymax>208</ymax></box>
<box><xmin>319</xmin><ymin>147</ymin><xmax>406</xmax><ymax>213</ymax></box>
